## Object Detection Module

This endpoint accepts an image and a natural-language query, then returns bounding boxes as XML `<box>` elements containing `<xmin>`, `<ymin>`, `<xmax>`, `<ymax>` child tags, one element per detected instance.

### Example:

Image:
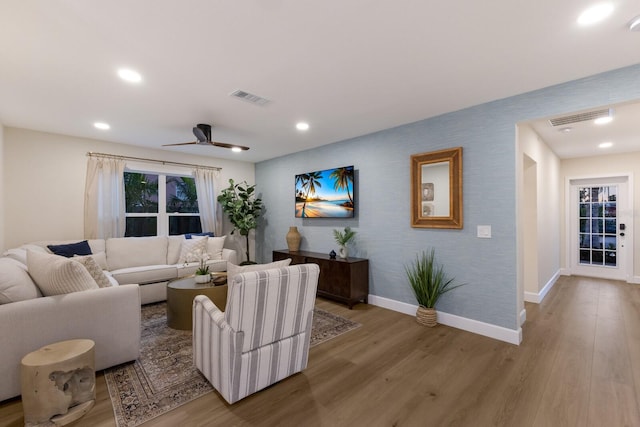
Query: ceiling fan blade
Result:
<box><xmin>210</xmin><ymin>141</ymin><xmax>251</xmax><ymax>151</ymax></box>
<box><xmin>162</xmin><ymin>141</ymin><xmax>198</xmax><ymax>146</ymax></box>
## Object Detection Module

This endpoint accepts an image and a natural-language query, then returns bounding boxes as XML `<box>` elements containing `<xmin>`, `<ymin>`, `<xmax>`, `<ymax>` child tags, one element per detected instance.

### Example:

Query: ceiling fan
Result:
<box><xmin>163</xmin><ymin>123</ymin><xmax>250</xmax><ymax>151</ymax></box>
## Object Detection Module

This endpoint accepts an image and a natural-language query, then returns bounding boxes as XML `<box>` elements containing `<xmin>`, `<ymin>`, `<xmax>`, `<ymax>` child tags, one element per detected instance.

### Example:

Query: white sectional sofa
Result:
<box><xmin>0</xmin><ymin>235</ymin><xmax>237</xmax><ymax>401</ymax></box>
<box><xmin>5</xmin><ymin>235</ymin><xmax>238</xmax><ymax>304</ymax></box>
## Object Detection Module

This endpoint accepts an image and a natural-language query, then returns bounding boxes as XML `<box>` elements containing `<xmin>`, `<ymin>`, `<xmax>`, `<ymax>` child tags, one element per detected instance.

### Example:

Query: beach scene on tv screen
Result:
<box><xmin>295</xmin><ymin>166</ymin><xmax>354</xmax><ymax>218</ymax></box>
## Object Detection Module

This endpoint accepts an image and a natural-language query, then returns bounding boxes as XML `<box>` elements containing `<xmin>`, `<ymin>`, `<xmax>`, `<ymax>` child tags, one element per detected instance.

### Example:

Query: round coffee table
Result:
<box><xmin>166</xmin><ymin>273</ymin><xmax>227</xmax><ymax>330</ymax></box>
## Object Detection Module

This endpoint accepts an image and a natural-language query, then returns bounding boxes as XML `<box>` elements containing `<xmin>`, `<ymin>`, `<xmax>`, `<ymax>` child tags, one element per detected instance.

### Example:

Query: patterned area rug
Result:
<box><xmin>105</xmin><ymin>302</ymin><xmax>361</xmax><ymax>427</ymax></box>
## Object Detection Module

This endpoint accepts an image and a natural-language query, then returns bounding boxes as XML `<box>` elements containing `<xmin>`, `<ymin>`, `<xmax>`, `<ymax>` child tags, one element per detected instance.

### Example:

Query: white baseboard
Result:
<box><xmin>524</xmin><ymin>270</ymin><xmax>560</xmax><ymax>304</ymax></box>
<box><xmin>367</xmin><ymin>295</ymin><xmax>522</xmax><ymax>345</ymax></box>
<box><xmin>629</xmin><ymin>276</ymin><xmax>640</xmax><ymax>284</ymax></box>
<box><xmin>519</xmin><ymin>308</ymin><xmax>526</xmax><ymax>326</ymax></box>
<box><xmin>560</xmin><ymin>268</ymin><xmax>571</xmax><ymax>276</ymax></box>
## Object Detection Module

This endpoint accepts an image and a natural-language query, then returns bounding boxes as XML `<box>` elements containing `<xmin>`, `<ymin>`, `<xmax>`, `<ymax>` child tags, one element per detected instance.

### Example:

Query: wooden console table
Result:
<box><xmin>273</xmin><ymin>249</ymin><xmax>369</xmax><ymax>308</ymax></box>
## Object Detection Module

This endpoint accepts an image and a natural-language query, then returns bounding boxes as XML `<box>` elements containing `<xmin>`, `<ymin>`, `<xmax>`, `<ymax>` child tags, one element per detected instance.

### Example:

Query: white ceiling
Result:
<box><xmin>1</xmin><ymin>1</ymin><xmax>639</xmax><ymax>163</ymax></box>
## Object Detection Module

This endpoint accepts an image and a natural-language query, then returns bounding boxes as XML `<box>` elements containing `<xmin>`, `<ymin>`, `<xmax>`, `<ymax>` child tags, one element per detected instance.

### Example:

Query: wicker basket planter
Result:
<box><xmin>416</xmin><ymin>306</ymin><xmax>437</xmax><ymax>327</ymax></box>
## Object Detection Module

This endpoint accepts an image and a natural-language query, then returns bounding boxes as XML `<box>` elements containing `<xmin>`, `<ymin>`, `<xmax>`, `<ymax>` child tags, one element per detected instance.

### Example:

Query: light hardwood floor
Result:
<box><xmin>2</xmin><ymin>275</ymin><xmax>640</xmax><ymax>426</ymax></box>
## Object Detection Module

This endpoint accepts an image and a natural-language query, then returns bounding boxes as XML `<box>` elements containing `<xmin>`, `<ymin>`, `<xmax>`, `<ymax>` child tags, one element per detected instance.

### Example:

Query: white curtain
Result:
<box><xmin>194</xmin><ymin>168</ymin><xmax>221</xmax><ymax>236</ymax></box>
<box><xmin>84</xmin><ymin>156</ymin><xmax>126</xmax><ymax>239</ymax></box>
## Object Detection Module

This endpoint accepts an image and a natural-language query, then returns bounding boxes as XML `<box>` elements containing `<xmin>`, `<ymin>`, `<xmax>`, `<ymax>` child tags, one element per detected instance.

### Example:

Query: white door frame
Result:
<box><xmin>565</xmin><ymin>173</ymin><xmax>634</xmax><ymax>282</ymax></box>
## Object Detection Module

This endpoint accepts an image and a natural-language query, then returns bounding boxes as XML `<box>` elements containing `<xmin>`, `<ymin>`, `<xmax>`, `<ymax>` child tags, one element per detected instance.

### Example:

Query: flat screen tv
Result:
<box><xmin>295</xmin><ymin>165</ymin><xmax>355</xmax><ymax>218</ymax></box>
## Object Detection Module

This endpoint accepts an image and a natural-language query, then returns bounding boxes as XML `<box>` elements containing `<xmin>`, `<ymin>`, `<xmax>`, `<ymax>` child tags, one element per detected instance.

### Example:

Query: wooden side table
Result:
<box><xmin>21</xmin><ymin>339</ymin><xmax>96</xmax><ymax>426</ymax></box>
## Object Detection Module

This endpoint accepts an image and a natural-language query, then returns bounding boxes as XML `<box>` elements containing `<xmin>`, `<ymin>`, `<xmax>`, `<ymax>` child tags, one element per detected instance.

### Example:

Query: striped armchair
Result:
<box><xmin>192</xmin><ymin>263</ymin><xmax>320</xmax><ymax>404</ymax></box>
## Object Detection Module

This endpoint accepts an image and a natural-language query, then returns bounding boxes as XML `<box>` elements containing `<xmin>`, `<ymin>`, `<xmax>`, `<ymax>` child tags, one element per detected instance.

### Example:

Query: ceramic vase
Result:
<box><xmin>286</xmin><ymin>226</ymin><xmax>301</xmax><ymax>252</ymax></box>
<box><xmin>194</xmin><ymin>274</ymin><xmax>210</xmax><ymax>284</ymax></box>
<box><xmin>338</xmin><ymin>245</ymin><xmax>348</xmax><ymax>259</ymax></box>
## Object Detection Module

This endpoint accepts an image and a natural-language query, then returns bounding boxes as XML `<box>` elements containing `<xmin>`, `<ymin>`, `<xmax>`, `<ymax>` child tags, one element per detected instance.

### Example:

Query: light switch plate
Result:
<box><xmin>477</xmin><ymin>225</ymin><xmax>492</xmax><ymax>238</ymax></box>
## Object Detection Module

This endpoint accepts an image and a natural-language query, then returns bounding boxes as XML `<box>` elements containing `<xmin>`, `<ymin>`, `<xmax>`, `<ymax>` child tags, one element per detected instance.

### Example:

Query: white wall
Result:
<box><xmin>517</xmin><ymin>124</ymin><xmax>562</xmax><ymax>302</ymax></box>
<box><xmin>561</xmin><ymin>152</ymin><xmax>640</xmax><ymax>280</ymax></box>
<box><xmin>2</xmin><ymin>127</ymin><xmax>255</xmax><ymax>256</ymax></box>
<box><xmin>0</xmin><ymin>123</ymin><xmax>4</xmax><ymax>252</ymax></box>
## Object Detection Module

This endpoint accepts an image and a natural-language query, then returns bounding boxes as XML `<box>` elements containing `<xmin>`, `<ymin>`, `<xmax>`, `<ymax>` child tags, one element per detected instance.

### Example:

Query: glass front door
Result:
<box><xmin>570</xmin><ymin>177</ymin><xmax>629</xmax><ymax>281</ymax></box>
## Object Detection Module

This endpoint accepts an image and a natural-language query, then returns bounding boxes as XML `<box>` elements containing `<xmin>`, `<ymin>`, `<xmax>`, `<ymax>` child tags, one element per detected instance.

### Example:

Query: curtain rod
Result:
<box><xmin>86</xmin><ymin>151</ymin><xmax>221</xmax><ymax>171</ymax></box>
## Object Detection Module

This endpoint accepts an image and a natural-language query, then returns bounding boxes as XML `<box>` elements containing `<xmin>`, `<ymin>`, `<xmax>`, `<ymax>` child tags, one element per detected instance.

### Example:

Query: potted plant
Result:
<box><xmin>187</xmin><ymin>249</ymin><xmax>211</xmax><ymax>283</ymax></box>
<box><xmin>333</xmin><ymin>227</ymin><xmax>356</xmax><ymax>259</ymax></box>
<box><xmin>217</xmin><ymin>179</ymin><xmax>263</xmax><ymax>265</ymax></box>
<box><xmin>404</xmin><ymin>248</ymin><xmax>464</xmax><ymax>327</ymax></box>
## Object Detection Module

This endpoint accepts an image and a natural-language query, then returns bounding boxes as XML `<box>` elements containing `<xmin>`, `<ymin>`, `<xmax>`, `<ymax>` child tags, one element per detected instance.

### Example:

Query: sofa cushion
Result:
<box><xmin>0</xmin><ymin>258</ymin><xmax>41</xmax><ymax>304</ymax></box>
<box><xmin>206</xmin><ymin>236</ymin><xmax>226</xmax><ymax>260</ymax></box>
<box><xmin>177</xmin><ymin>236</ymin><xmax>207</xmax><ymax>264</ymax></box>
<box><xmin>74</xmin><ymin>255</ymin><xmax>112</xmax><ymax>288</ymax></box>
<box><xmin>47</xmin><ymin>240</ymin><xmax>92</xmax><ymax>257</ymax></box>
<box><xmin>227</xmin><ymin>259</ymin><xmax>292</xmax><ymax>279</ymax></box>
<box><xmin>110</xmin><ymin>265</ymin><xmax>178</xmax><ymax>285</ymax></box>
<box><xmin>106</xmin><ymin>236</ymin><xmax>168</xmax><ymax>270</ymax></box>
<box><xmin>27</xmin><ymin>250</ymin><xmax>99</xmax><ymax>296</ymax></box>
<box><xmin>167</xmin><ymin>236</ymin><xmax>184</xmax><ymax>265</ymax></box>
<box><xmin>2</xmin><ymin>244</ymin><xmax>47</xmax><ymax>265</ymax></box>
<box><xmin>87</xmin><ymin>251</ymin><xmax>108</xmax><ymax>270</ymax></box>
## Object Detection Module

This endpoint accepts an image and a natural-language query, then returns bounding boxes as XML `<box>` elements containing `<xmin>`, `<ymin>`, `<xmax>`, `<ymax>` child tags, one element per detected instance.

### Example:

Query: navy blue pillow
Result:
<box><xmin>185</xmin><ymin>232</ymin><xmax>214</xmax><ymax>239</ymax></box>
<box><xmin>47</xmin><ymin>240</ymin><xmax>92</xmax><ymax>257</ymax></box>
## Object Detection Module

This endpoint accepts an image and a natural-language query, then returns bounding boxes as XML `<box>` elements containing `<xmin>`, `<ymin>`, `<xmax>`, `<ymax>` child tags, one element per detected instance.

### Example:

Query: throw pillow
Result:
<box><xmin>0</xmin><ymin>258</ymin><xmax>41</xmax><ymax>304</ymax></box>
<box><xmin>177</xmin><ymin>236</ymin><xmax>208</xmax><ymax>264</ymax></box>
<box><xmin>27</xmin><ymin>250</ymin><xmax>99</xmax><ymax>296</ymax></box>
<box><xmin>47</xmin><ymin>240</ymin><xmax>92</xmax><ymax>257</ymax></box>
<box><xmin>185</xmin><ymin>232</ymin><xmax>215</xmax><ymax>239</ymax></box>
<box><xmin>206</xmin><ymin>236</ymin><xmax>226</xmax><ymax>260</ymax></box>
<box><xmin>227</xmin><ymin>258</ymin><xmax>292</xmax><ymax>279</ymax></box>
<box><xmin>74</xmin><ymin>255</ymin><xmax>112</xmax><ymax>288</ymax></box>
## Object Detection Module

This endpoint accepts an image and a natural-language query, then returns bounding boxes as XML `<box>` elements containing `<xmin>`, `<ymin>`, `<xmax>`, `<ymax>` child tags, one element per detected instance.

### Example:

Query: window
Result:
<box><xmin>124</xmin><ymin>171</ymin><xmax>202</xmax><ymax>237</ymax></box>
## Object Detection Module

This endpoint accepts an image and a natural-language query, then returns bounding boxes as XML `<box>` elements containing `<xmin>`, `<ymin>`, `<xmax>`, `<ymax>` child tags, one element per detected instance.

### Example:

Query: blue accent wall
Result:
<box><xmin>256</xmin><ymin>64</ymin><xmax>640</xmax><ymax>331</ymax></box>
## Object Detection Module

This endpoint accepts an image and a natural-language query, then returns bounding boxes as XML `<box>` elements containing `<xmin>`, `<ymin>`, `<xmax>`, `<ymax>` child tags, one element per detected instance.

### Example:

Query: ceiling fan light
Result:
<box><xmin>231</xmin><ymin>147</ymin><xmax>242</xmax><ymax>153</ymax></box>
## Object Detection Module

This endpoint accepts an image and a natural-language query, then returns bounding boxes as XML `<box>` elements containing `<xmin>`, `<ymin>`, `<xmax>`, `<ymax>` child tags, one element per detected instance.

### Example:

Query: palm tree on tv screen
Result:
<box><xmin>298</xmin><ymin>171</ymin><xmax>323</xmax><ymax>217</ymax></box>
<box><xmin>329</xmin><ymin>167</ymin><xmax>353</xmax><ymax>207</ymax></box>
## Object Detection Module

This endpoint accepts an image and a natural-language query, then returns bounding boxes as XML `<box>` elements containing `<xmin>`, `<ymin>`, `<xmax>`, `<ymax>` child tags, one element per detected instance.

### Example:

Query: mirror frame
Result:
<box><xmin>411</xmin><ymin>147</ymin><xmax>463</xmax><ymax>229</ymax></box>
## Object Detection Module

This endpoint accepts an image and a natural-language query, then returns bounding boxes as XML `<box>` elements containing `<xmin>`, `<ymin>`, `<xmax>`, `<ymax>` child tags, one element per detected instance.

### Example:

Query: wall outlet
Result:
<box><xmin>477</xmin><ymin>225</ymin><xmax>492</xmax><ymax>238</ymax></box>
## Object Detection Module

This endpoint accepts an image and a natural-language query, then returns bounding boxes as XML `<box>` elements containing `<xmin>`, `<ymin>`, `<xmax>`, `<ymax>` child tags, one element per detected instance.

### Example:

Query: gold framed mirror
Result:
<box><xmin>411</xmin><ymin>147</ymin><xmax>463</xmax><ymax>229</ymax></box>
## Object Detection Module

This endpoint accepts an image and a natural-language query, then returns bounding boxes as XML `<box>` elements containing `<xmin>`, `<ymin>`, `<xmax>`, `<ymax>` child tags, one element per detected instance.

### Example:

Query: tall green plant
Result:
<box><xmin>217</xmin><ymin>179</ymin><xmax>263</xmax><ymax>264</ymax></box>
<box><xmin>405</xmin><ymin>249</ymin><xmax>464</xmax><ymax>308</ymax></box>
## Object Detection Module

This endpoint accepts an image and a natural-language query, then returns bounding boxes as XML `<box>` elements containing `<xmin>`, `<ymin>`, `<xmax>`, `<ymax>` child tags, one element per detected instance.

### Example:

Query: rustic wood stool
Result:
<box><xmin>21</xmin><ymin>339</ymin><xmax>96</xmax><ymax>426</ymax></box>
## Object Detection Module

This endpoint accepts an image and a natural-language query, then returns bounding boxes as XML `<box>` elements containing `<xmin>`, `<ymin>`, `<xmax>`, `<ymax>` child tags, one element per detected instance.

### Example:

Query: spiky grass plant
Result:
<box><xmin>405</xmin><ymin>249</ymin><xmax>464</xmax><ymax>308</ymax></box>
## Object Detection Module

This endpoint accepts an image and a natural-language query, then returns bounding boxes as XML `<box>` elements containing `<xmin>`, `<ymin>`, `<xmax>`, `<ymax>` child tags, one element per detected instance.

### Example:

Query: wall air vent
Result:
<box><xmin>549</xmin><ymin>108</ymin><xmax>611</xmax><ymax>126</ymax></box>
<box><xmin>230</xmin><ymin>90</ymin><xmax>270</xmax><ymax>106</ymax></box>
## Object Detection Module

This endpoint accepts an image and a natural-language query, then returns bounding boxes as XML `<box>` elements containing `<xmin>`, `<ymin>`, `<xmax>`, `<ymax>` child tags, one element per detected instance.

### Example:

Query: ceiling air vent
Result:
<box><xmin>230</xmin><ymin>90</ymin><xmax>270</xmax><ymax>106</ymax></box>
<box><xmin>549</xmin><ymin>108</ymin><xmax>611</xmax><ymax>126</ymax></box>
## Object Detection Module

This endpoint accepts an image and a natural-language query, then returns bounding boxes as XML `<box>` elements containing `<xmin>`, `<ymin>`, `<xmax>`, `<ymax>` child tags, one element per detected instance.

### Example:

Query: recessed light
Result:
<box><xmin>231</xmin><ymin>147</ymin><xmax>242</xmax><ymax>153</ymax></box>
<box><xmin>599</xmin><ymin>142</ymin><xmax>613</xmax><ymax>148</ymax></box>
<box><xmin>94</xmin><ymin>122</ymin><xmax>110</xmax><ymax>130</ymax></box>
<box><xmin>594</xmin><ymin>116</ymin><xmax>613</xmax><ymax>125</ymax></box>
<box><xmin>117</xmin><ymin>68</ymin><xmax>142</xmax><ymax>83</ymax></box>
<box><xmin>296</xmin><ymin>122</ymin><xmax>310</xmax><ymax>131</ymax></box>
<box><xmin>577</xmin><ymin>3</ymin><xmax>614</xmax><ymax>26</ymax></box>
